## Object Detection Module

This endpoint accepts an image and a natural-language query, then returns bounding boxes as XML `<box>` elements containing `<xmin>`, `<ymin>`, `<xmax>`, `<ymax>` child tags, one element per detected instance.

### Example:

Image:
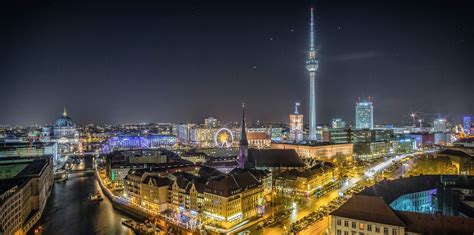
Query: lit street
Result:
<box><xmin>244</xmin><ymin>150</ymin><xmax>430</xmax><ymax>235</ymax></box>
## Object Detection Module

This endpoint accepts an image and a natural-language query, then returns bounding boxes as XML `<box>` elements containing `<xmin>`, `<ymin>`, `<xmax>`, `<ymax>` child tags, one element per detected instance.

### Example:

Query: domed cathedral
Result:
<box><xmin>53</xmin><ymin>107</ymin><xmax>79</xmax><ymax>139</ymax></box>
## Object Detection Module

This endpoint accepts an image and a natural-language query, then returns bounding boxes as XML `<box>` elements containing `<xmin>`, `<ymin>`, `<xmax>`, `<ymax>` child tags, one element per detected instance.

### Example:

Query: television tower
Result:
<box><xmin>306</xmin><ymin>8</ymin><xmax>319</xmax><ymax>141</ymax></box>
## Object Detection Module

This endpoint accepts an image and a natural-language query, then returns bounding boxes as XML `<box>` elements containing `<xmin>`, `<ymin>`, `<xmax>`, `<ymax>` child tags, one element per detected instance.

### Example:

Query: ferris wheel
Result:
<box><xmin>214</xmin><ymin>128</ymin><xmax>234</xmax><ymax>148</ymax></box>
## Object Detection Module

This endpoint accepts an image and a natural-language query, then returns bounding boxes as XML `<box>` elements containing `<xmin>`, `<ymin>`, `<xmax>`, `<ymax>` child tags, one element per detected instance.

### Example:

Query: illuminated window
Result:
<box><xmin>359</xmin><ymin>223</ymin><xmax>364</xmax><ymax>230</ymax></box>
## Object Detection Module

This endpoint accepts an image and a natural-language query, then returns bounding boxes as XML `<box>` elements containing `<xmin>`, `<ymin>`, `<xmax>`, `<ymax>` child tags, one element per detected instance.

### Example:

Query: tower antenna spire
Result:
<box><xmin>295</xmin><ymin>102</ymin><xmax>300</xmax><ymax>115</ymax></box>
<box><xmin>310</xmin><ymin>7</ymin><xmax>315</xmax><ymax>52</ymax></box>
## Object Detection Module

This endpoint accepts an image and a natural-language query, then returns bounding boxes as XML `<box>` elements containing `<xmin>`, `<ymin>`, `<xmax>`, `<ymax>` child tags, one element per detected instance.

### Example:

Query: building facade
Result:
<box><xmin>332</xmin><ymin>118</ymin><xmax>346</xmax><ymax>129</ymax></box>
<box><xmin>464</xmin><ymin>116</ymin><xmax>472</xmax><ymax>135</ymax></box>
<box><xmin>289</xmin><ymin>103</ymin><xmax>304</xmax><ymax>143</ymax></box>
<box><xmin>0</xmin><ymin>157</ymin><xmax>53</xmax><ymax>235</ymax></box>
<box><xmin>355</xmin><ymin>101</ymin><xmax>374</xmax><ymax>129</ymax></box>
<box><xmin>275</xmin><ymin>161</ymin><xmax>337</xmax><ymax>197</ymax></box>
<box><xmin>271</xmin><ymin>143</ymin><xmax>353</xmax><ymax>165</ymax></box>
<box><xmin>433</xmin><ymin>119</ymin><xmax>447</xmax><ymax>133</ymax></box>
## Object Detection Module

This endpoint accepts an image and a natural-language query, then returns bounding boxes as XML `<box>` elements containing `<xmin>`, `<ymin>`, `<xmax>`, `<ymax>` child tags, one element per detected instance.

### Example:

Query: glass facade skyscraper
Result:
<box><xmin>355</xmin><ymin>101</ymin><xmax>373</xmax><ymax>129</ymax></box>
<box><xmin>433</xmin><ymin>119</ymin><xmax>447</xmax><ymax>133</ymax></box>
<box><xmin>464</xmin><ymin>116</ymin><xmax>471</xmax><ymax>134</ymax></box>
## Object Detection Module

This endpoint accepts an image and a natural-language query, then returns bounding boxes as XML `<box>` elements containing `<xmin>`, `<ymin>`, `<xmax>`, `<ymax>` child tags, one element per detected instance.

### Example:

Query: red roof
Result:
<box><xmin>247</xmin><ymin>132</ymin><xmax>269</xmax><ymax>140</ymax></box>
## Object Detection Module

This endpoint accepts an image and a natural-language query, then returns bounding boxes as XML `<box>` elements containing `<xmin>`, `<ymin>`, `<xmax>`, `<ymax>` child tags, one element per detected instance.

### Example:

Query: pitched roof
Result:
<box><xmin>205</xmin><ymin>170</ymin><xmax>262</xmax><ymax>197</ymax></box>
<box><xmin>143</xmin><ymin>176</ymin><xmax>170</xmax><ymax>187</ymax></box>
<box><xmin>330</xmin><ymin>195</ymin><xmax>406</xmax><ymax>227</ymax></box>
<box><xmin>247</xmin><ymin>132</ymin><xmax>269</xmax><ymax>140</ymax></box>
<box><xmin>359</xmin><ymin>175</ymin><xmax>440</xmax><ymax>204</ymax></box>
<box><xmin>198</xmin><ymin>165</ymin><xmax>224</xmax><ymax>178</ymax></box>
<box><xmin>205</xmin><ymin>175</ymin><xmax>240</xmax><ymax>197</ymax></box>
<box><xmin>247</xmin><ymin>149</ymin><xmax>305</xmax><ymax>168</ymax></box>
<box><xmin>230</xmin><ymin>168</ymin><xmax>270</xmax><ymax>180</ymax></box>
<box><xmin>395</xmin><ymin>211</ymin><xmax>474</xmax><ymax>234</ymax></box>
<box><xmin>277</xmin><ymin>162</ymin><xmax>334</xmax><ymax>180</ymax></box>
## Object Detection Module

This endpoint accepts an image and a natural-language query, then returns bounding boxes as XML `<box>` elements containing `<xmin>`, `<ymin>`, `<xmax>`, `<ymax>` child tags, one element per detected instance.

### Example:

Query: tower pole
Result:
<box><xmin>306</xmin><ymin>8</ymin><xmax>319</xmax><ymax>141</ymax></box>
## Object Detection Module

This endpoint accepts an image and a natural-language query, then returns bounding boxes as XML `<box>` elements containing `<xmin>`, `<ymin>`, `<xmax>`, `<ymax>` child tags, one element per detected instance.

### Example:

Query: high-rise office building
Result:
<box><xmin>204</xmin><ymin>117</ymin><xmax>218</xmax><ymax>128</ymax></box>
<box><xmin>464</xmin><ymin>116</ymin><xmax>472</xmax><ymax>135</ymax></box>
<box><xmin>306</xmin><ymin>8</ymin><xmax>319</xmax><ymax>141</ymax></box>
<box><xmin>331</xmin><ymin>118</ymin><xmax>346</xmax><ymax>129</ymax></box>
<box><xmin>289</xmin><ymin>103</ymin><xmax>304</xmax><ymax>143</ymax></box>
<box><xmin>433</xmin><ymin>119</ymin><xmax>447</xmax><ymax>133</ymax></box>
<box><xmin>355</xmin><ymin>99</ymin><xmax>374</xmax><ymax>129</ymax></box>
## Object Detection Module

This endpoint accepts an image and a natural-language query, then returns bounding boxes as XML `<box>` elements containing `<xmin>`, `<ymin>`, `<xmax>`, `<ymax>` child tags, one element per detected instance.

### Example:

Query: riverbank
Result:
<box><xmin>95</xmin><ymin>169</ymin><xmax>149</xmax><ymax>221</ymax></box>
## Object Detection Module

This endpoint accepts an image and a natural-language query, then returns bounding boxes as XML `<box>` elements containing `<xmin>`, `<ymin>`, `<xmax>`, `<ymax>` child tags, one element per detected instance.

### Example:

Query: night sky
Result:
<box><xmin>1</xmin><ymin>0</ymin><xmax>473</xmax><ymax>126</ymax></box>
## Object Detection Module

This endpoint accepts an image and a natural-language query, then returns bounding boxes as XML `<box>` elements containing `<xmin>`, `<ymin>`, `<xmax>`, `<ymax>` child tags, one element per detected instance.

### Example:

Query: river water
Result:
<box><xmin>31</xmin><ymin>156</ymin><xmax>134</xmax><ymax>235</ymax></box>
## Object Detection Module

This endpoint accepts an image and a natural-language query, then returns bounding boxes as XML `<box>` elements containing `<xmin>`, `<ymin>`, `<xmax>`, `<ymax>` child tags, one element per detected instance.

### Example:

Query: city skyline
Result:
<box><xmin>1</xmin><ymin>0</ymin><xmax>473</xmax><ymax>126</ymax></box>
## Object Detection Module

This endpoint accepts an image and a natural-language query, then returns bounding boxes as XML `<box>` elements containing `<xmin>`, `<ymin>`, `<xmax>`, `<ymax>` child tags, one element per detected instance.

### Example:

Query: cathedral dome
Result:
<box><xmin>54</xmin><ymin>107</ymin><xmax>74</xmax><ymax>128</ymax></box>
<box><xmin>54</xmin><ymin>116</ymin><xmax>74</xmax><ymax>128</ymax></box>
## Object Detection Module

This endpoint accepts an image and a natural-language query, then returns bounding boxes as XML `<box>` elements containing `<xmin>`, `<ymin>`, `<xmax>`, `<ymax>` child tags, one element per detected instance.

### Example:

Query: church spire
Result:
<box><xmin>63</xmin><ymin>107</ymin><xmax>68</xmax><ymax>117</ymax></box>
<box><xmin>240</xmin><ymin>102</ymin><xmax>248</xmax><ymax>145</ymax></box>
<box><xmin>238</xmin><ymin>102</ymin><xmax>248</xmax><ymax>169</ymax></box>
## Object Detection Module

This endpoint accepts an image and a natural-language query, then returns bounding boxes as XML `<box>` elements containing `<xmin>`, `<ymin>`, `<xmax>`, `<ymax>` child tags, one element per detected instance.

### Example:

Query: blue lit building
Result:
<box><xmin>464</xmin><ymin>116</ymin><xmax>472</xmax><ymax>135</ymax></box>
<box><xmin>360</xmin><ymin>175</ymin><xmax>474</xmax><ymax>217</ymax></box>
<box><xmin>102</xmin><ymin>135</ymin><xmax>177</xmax><ymax>153</ymax></box>
<box><xmin>355</xmin><ymin>101</ymin><xmax>373</xmax><ymax>129</ymax></box>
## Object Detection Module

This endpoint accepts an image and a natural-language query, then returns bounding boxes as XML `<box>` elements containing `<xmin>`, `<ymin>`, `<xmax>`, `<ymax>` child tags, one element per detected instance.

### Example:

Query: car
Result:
<box><xmin>238</xmin><ymin>230</ymin><xmax>251</xmax><ymax>235</ymax></box>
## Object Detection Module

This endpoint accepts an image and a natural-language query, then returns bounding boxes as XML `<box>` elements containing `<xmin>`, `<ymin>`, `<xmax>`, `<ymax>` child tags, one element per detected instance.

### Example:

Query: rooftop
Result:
<box><xmin>0</xmin><ymin>177</ymin><xmax>29</xmax><ymax>196</ymax></box>
<box><xmin>438</xmin><ymin>148</ymin><xmax>474</xmax><ymax>158</ymax></box>
<box><xmin>272</xmin><ymin>141</ymin><xmax>352</xmax><ymax>147</ymax></box>
<box><xmin>143</xmin><ymin>175</ymin><xmax>170</xmax><ymax>187</ymax></box>
<box><xmin>278</xmin><ymin>161</ymin><xmax>334</xmax><ymax>180</ymax></box>
<box><xmin>247</xmin><ymin>132</ymin><xmax>270</xmax><ymax>140</ymax></box>
<box><xmin>359</xmin><ymin>175</ymin><xmax>440</xmax><ymax>204</ymax></box>
<box><xmin>395</xmin><ymin>210</ymin><xmax>474</xmax><ymax>234</ymax></box>
<box><xmin>247</xmin><ymin>149</ymin><xmax>305</xmax><ymax>168</ymax></box>
<box><xmin>331</xmin><ymin>195</ymin><xmax>406</xmax><ymax>227</ymax></box>
<box><xmin>359</xmin><ymin>175</ymin><xmax>474</xmax><ymax>204</ymax></box>
<box><xmin>205</xmin><ymin>168</ymin><xmax>263</xmax><ymax>197</ymax></box>
<box><xmin>16</xmin><ymin>158</ymin><xmax>49</xmax><ymax>177</ymax></box>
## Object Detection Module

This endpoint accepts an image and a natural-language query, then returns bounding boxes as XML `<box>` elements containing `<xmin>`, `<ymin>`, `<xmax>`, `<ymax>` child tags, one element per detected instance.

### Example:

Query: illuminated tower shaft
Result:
<box><xmin>306</xmin><ymin>8</ymin><xmax>319</xmax><ymax>141</ymax></box>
